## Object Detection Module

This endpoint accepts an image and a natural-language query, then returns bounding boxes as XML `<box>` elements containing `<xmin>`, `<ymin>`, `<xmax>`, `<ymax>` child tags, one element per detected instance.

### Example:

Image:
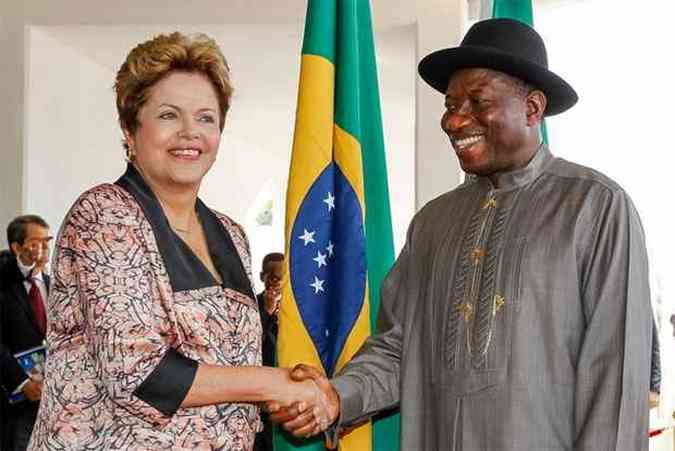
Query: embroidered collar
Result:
<box><xmin>473</xmin><ymin>144</ymin><xmax>555</xmax><ymax>191</ymax></box>
<box><xmin>115</xmin><ymin>164</ymin><xmax>254</xmax><ymax>297</ymax></box>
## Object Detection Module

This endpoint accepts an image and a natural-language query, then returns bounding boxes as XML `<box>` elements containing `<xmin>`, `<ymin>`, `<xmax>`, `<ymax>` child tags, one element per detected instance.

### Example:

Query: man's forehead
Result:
<box><xmin>25</xmin><ymin>223</ymin><xmax>50</xmax><ymax>238</ymax></box>
<box><xmin>446</xmin><ymin>68</ymin><xmax>519</xmax><ymax>93</ymax></box>
<box><xmin>267</xmin><ymin>260</ymin><xmax>283</xmax><ymax>271</ymax></box>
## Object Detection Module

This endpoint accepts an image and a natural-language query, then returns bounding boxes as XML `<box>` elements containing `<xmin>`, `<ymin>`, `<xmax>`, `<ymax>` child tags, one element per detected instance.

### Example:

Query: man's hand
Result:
<box><xmin>267</xmin><ymin>364</ymin><xmax>340</xmax><ymax>438</ymax></box>
<box><xmin>263</xmin><ymin>284</ymin><xmax>281</xmax><ymax>315</ymax></box>
<box><xmin>22</xmin><ymin>377</ymin><xmax>43</xmax><ymax>402</ymax></box>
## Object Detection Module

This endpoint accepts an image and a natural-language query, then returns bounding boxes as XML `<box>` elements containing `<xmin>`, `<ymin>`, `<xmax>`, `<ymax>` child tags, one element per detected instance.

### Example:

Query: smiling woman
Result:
<box><xmin>26</xmin><ymin>32</ymin><xmax>329</xmax><ymax>451</ymax></box>
<box><xmin>124</xmin><ymin>72</ymin><xmax>222</xmax><ymax>195</ymax></box>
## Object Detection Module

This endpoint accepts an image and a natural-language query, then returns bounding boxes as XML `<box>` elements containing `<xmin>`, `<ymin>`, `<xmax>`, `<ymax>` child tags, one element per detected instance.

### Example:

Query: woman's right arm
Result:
<box><xmin>60</xmin><ymin>187</ymin><xmax>322</xmax><ymax>427</ymax></box>
<box><xmin>183</xmin><ymin>364</ymin><xmax>323</xmax><ymax>409</ymax></box>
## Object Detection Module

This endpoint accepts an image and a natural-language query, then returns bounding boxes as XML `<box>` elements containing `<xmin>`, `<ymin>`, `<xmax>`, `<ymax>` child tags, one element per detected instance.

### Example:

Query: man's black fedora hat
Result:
<box><xmin>418</xmin><ymin>18</ymin><xmax>577</xmax><ymax>116</ymax></box>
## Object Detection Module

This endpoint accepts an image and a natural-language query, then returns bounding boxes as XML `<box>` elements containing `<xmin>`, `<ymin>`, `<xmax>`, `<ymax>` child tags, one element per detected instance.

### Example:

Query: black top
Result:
<box><xmin>115</xmin><ymin>163</ymin><xmax>254</xmax><ymax>298</ymax></box>
<box><xmin>256</xmin><ymin>293</ymin><xmax>278</xmax><ymax>367</ymax></box>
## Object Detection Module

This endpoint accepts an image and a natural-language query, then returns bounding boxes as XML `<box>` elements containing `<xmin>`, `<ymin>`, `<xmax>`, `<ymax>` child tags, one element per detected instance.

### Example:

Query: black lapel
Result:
<box><xmin>114</xmin><ymin>164</ymin><xmax>253</xmax><ymax>298</ymax></box>
<box><xmin>196</xmin><ymin>199</ymin><xmax>255</xmax><ymax>299</ymax></box>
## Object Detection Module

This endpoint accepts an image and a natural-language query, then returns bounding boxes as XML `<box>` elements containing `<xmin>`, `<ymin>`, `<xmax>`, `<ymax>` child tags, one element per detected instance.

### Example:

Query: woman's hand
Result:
<box><xmin>265</xmin><ymin>365</ymin><xmax>340</xmax><ymax>438</ymax></box>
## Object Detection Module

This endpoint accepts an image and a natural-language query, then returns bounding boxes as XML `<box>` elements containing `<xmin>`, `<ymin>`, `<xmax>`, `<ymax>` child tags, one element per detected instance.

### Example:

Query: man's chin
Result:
<box><xmin>459</xmin><ymin>162</ymin><xmax>488</xmax><ymax>178</ymax></box>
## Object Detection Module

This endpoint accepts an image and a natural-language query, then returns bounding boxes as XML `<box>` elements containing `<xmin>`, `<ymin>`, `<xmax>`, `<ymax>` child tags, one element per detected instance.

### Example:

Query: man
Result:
<box><xmin>270</xmin><ymin>18</ymin><xmax>652</xmax><ymax>450</ymax></box>
<box><xmin>0</xmin><ymin>215</ymin><xmax>51</xmax><ymax>451</ymax></box>
<box><xmin>254</xmin><ymin>252</ymin><xmax>284</xmax><ymax>451</ymax></box>
<box><xmin>650</xmin><ymin>318</ymin><xmax>661</xmax><ymax>408</ymax></box>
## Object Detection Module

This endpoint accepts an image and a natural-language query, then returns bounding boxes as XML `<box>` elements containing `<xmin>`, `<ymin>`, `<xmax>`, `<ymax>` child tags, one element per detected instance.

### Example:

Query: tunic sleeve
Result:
<box><xmin>61</xmin><ymin>189</ymin><xmax>198</xmax><ymax>427</ymax></box>
<box><xmin>574</xmin><ymin>188</ymin><xmax>651</xmax><ymax>450</ymax></box>
<box><xmin>330</xmin><ymin>221</ymin><xmax>414</xmax><ymax>428</ymax></box>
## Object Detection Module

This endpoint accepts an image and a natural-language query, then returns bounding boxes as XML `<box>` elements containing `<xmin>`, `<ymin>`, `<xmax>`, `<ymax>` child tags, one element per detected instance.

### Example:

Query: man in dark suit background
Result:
<box><xmin>254</xmin><ymin>252</ymin><xmax>283</xmax><ymax>451</ymax></box>
<box><xmin>0</xmin><ymin>215</ymin><xmax>51</xmax><ymax>451</ymax></box>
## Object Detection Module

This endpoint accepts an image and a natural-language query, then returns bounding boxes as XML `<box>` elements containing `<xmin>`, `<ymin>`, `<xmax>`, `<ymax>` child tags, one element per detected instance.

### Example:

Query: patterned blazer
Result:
<box><xmin>29</xmin><ymin>165</ymin><xmax>262</xmax><ymax>451</ymax></box>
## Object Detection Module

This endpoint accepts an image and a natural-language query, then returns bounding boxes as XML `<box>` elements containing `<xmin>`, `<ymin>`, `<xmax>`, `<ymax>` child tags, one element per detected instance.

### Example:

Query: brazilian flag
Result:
<box><xmin>278</xmin><ymin>0</ymin><xmax>398</xmax><ymax>450</ymax></box>
<box><xmin>491</xmin><ymin>0</ymin><xmax>549</xmax><ymax>143</ymax></box>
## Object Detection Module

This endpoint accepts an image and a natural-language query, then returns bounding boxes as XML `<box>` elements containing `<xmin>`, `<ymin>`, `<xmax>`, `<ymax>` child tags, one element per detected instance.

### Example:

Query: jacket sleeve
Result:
<box><xmin>329</xmin><ymin>220</ymin><xmax>416</xmax><ymax>428</ymax></box>
<box><xmin>574</xmin><ymin>188</ymin><xmax>651</xmax><ymax>450</ymax></box>
<box><xmin>0</xmin><ymin>291</ymin><xmax>29</xmax><ymax>394</ymax></box>
<box><xmin>0</xmin><ymin>343</ymin><xmax>28</xmax><ymax>394</ymax></box>
<box><xmin>58</xmin><ymin>190</ymin><xmax>197</xmax><ymax>428</ymax></box>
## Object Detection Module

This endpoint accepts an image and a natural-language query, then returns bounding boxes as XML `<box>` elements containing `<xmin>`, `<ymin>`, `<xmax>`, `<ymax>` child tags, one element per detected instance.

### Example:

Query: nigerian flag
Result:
<box><xmin>492</xmin><ymin>0</ymin><xmax>533</xmax><ymax>23</ymax></box>
<box><xmin>277</xmin><ymin>0</ymin><xmax>398</xmax><ymax>450</ymax></box>
<box><xmin>491</xmin><ymin>0</ymin><xmax>549</xmax><ymax>143</ymax></box>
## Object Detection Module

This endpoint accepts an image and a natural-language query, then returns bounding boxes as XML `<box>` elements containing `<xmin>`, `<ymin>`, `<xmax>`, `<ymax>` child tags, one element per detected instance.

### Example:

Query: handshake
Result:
<box><xmin>265</xmin><ymin>364</ymin><xmax>340</xmax><ymax>438</ymax></box>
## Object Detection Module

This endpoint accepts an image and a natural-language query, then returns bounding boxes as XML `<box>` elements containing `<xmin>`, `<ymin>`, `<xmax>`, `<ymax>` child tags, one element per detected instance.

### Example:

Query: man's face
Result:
<box><xmin>262</xmin><ymin>260</ymin><xmax>283</xmax><ymax>292</ymax></box>
<box><xmin>11</xmin><ymin>223</ymin><xmax>52</xmax><ymax>267</ymax></box>
<box><xmin>441</xmin><ymin>68</ymin><xmax>537</xmax><ymax>179</ymax></box>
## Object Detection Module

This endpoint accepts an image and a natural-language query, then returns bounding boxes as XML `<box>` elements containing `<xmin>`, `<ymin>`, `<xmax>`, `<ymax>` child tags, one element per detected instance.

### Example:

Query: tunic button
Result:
<box><xmin>471</xmin><ymin>248</ymin><xmax>485</xmax><ymax>266</ymax></box>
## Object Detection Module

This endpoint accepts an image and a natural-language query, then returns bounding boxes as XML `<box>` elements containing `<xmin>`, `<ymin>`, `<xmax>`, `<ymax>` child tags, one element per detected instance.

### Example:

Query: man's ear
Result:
<box><xmin>525</xmin><ymin>90</ymin><xmax>547</xmax><ymax>126</ymax></box>
<box><xmin>10</xmin><ymin>242</ymin><xmax>21</xmax><ymax>257</ymax></box>
<box><xmin>260</xmin><ymin>271</ymin><xmax>265</xmax><ymax>283</ymax></box>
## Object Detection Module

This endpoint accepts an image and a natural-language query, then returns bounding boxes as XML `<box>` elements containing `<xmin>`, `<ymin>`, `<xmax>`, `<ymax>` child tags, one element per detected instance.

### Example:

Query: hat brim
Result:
<box><xmin>418</xmin><ymin>46</ymin><xmax>578</xmax><ymax>116</ymax></box>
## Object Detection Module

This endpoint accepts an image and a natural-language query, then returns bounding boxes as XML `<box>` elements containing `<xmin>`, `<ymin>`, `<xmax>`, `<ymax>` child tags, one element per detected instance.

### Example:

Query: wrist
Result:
<box><xmin>260</xmin><ymin>367</ymin><xmax>292</xmax><ymax>402</ymax></box>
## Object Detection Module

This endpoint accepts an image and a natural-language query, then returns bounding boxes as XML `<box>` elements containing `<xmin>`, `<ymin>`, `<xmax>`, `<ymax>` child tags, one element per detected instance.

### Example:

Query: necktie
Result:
<box><xmin>28</xmin><ymin>278</ymin><xmax>47</xmax><ymax>335</ymax></box>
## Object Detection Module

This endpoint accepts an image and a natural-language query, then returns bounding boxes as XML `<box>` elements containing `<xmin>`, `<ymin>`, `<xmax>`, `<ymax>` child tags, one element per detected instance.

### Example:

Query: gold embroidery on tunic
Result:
<box><xmin>493</xmin><ymin>294</ymin><xmax>505</xmax><ymax>315</ymax></box>
<box><xmin>482</xmin><ymin>197</ymin><xmax>497</xmax><ymax>210</ymax></box>
<box><xmin>458</xmin><ymin>302</ymin><xmax>473</xmax><ymax>322</ymax></box>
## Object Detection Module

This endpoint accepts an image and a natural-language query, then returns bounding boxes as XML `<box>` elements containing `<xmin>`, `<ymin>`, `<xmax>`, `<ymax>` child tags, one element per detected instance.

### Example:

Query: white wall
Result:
<box><xmin>23</xmin><ymin>24</ymin><xmax>416</xmax><ymax>291</ymax></box>
<box><xmin>414</xmin><ymin>0</ymin><xmax>466</xmax><ymax>209</ymax></box>
<box><xmin>24</xmin><ymin>27</ymin><xmax>125</xmax><ymax>233</ymax></box>
<box><xmin>0</xmin><ymin>16</ymin><xmax>26</xmax><ymax>247</ymax></box>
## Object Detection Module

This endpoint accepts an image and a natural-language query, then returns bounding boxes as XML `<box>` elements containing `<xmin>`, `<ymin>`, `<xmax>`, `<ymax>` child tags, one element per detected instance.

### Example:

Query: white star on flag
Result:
<box><xmin>313</xmin><ymin>250</ymin><xmax>328</xmax><ymax>268</ymax></box>
<box><xmin>323</xmin><ymin>192</ymin><xmax>335</xmax><ymax>211</ymax></box>
<box><xmin>326</xmin><ymin>240</ymin><xmax>334</xmax><ymax>257</ymax></box>
<box><xmin>310</xmin><ymin>276</ymin><xmax>325</xmax><ymax>294</ymax></box>
<box><xmin>298</xmin><ymin>228</ymin><xmax>316</xmax><ymax>246</ymax></box>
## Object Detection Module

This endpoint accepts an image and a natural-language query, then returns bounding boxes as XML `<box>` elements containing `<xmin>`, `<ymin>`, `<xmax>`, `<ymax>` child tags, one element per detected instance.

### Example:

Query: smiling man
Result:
<box><xmin>270</xmin><ymin>18</ymin><xmax>653</xmax><ymax>451</ymax></box>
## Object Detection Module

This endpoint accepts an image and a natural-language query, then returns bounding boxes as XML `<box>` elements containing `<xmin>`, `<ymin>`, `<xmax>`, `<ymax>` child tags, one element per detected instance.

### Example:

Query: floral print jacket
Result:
<box><xmin>29</xmin><ymin>165</ymin><xmax>262</xmax><ymax>450</ymax></box>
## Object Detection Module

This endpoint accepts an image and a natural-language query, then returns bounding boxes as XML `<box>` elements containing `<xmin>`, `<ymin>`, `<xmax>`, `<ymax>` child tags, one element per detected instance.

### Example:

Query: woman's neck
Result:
<box><xmin>155</xmin><ymin>187</ymin><xmax>197</xmax><ymax>224</ymax></box>
<box><xmin>134</xmin><ymin>164</ymin><xmax>199</xmax><ymax>230</ymax></box>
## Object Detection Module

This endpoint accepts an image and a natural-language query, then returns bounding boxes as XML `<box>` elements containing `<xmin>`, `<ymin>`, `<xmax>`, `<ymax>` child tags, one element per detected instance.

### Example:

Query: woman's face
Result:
<box><xmin>124</xmin><ymin>71</ymin><xmax>222</xmax><ymax>192</ymax></box>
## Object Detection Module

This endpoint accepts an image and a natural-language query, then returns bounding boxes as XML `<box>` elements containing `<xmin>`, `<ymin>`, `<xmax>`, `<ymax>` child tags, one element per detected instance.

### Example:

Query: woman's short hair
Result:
<box><xmin>115</xmin><ymin>32</ymin><xmax>232</xmax><ymax>145</ymax></box>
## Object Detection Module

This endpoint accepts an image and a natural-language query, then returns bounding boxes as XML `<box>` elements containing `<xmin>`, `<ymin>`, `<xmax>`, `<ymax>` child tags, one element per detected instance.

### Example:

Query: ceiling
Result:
<box><xmin>3</xmin><ymin>0</ymin><xmax>418</xmax><ymax>31</ymax></box>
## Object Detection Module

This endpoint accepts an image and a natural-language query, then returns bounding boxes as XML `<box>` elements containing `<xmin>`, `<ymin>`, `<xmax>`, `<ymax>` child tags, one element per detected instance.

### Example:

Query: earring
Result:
<box><xmin>125</xmin><ymin>147</ymin><xmax>136</xmax><ymax>163</ymax></box>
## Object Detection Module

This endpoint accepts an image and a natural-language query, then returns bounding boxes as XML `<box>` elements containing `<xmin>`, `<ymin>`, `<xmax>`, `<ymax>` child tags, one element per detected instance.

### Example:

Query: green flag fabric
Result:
<box><xmin>491</xmin><ymin>0</ymin><xmax>549</xmax><ymax>143</ymax></box>
<box><xmin>277</xmin><ymin>0</ymin><xmax>398</xmax><ymax>450</ymax></box>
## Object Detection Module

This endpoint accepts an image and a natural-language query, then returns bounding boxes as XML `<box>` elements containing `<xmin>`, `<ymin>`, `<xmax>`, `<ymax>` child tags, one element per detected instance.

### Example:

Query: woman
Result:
<box><xmin>28</xmin><ymin>32</ymin><xmax>326</xmax><ymax>450</ymax></box>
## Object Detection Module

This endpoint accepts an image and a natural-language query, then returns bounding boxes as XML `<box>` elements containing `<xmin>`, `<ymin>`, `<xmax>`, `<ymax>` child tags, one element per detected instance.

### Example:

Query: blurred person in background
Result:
<box><xmin>254</xmin><ymin>252</ymin><xmax>283</xmax><ymax>451</ymax></box>
<box><xmin>0</xmin><ymin>215</ymin><xmax>51</xmax><ymax>451</ymax></box>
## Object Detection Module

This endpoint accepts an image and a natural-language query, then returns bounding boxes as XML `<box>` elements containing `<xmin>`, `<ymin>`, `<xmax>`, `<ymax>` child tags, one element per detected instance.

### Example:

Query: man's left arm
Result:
<box><xmin>574</xmin><ymin>189</ymin><xmax>651</xmax><ymax>450</ymax></box>
<box><xmin>0</xmin><ymin>342</ymin><xmax>29</xmax><ymax>394</ymax></box>
<box><xmin>0</xmin><ymin>291</ymin><xmax>30</xmax><ymax>394</ymax></box>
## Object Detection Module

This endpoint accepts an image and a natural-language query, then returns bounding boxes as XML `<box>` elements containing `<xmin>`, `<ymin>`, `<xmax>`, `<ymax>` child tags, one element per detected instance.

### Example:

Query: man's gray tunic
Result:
<box><xmin>332</xmin><ymin>147</ymin><xmax>651</xmax><ymax>450</ymax></box>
